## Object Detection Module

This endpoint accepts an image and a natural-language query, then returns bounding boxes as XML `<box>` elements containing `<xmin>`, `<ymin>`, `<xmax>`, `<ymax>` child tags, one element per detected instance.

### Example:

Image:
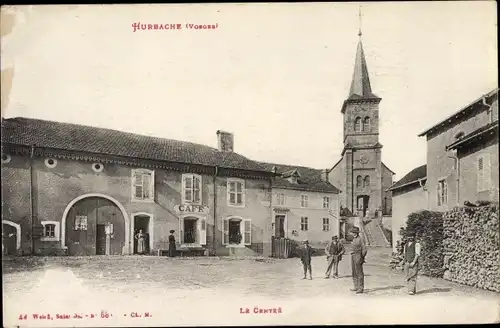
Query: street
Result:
<box><xmin>2</xmin><ymin>247</ymin><xmax>499</xmax><ymax>326</ymax></box>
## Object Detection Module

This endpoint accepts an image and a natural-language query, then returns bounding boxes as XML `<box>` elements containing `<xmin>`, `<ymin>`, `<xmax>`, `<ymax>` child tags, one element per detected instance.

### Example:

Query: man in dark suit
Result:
<box><xmin>300</xmin><ymin>239</ymin><xmax>314</xmax><ymax>280</ymax></box>
<box><xmin>325</xmin><ymin>236</ymin><xmax>345</xmax><ymax>279</ymax></box>
<box><xmin>349</xmin><ymin>226</ymin><xmax>367</xmax><ymax>294</ymax></box>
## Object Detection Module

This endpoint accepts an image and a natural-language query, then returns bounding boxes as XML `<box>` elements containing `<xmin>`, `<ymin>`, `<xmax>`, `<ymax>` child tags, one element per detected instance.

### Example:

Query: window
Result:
<box><xmin>477</xmin><ymin>154</ymin><xmax>491</xmax><ymax>192</ymax></box>
<box><xmin>41</xmin><ymin>221</ymin><xmax>60</xmax><ymax>242</ymax></box>
<box><xmin>363</xmin><ymin>117</ymin><xmax>371</xmax><ymax>132</ymax></box>
<box><xmin>182</xmin><ymin>174</ymin><xmax>202</xmax><ymax>204</ymax></box>
<box><xmin>227</xmin><ymin>179</ymin><xmax>245</xmax><ymax>207</ymax></box>
<box><xmin>179</xmin><ymin>216</ymin><xmax>207</xmax><ymax>245</ymax></box>
<box><xmin>437</xmin><ymin>179</ymin><xmax>448</xmax><ymax>206</ymax></box>
<box><xmin>354</xmin><ymin>117</ymin><xmax>362</xmax><ymax>132</ymax></box>
<box><xmin>300</xmin><ymin>195</ymin><xmax>308</xmax><ymax>208</ymax></box>
<box><xmin>92</xmin><ymin>163</ymin><xmax>104</xmax><ymax>173</ymax></box>
<box><xmin>132</xmin><ymin>169</ymin><xmax>155</xmax><ymax>202</ymax></box>
<box><xmin>276</xmin><ymin>193</ymin><xmax>285</xmax><ymax>206</ymax></box>
<box><xmin>323</xmin><ymin>196</ymin><xmax>330</xmax><ymax>209</ymax></box>
<box><xmin>1</xmin><ymin>154</ymin><xmax>11</xmax><ymax>164</ymax></box>
<box><xmin>222</xmin><ymin>217</ymin><xmax>251</xmax><ymax>246</ymax></box>
<box><xmin>74</xmin><ymin>215</ymin><xmax>88</xmax><ymax>231</ymax></box>
<box><xmin>322</xmin><ymin>218</ymin><xmax>330</xmax><ymax>231</ymax></box>
<box><xmin>300</xmin><ymin>217</ymin><xmax>308</xmax><ymax>231</ymax></box>
<box><xmin>356</xmin><ymin>175</ymin><xmax>362</xmax><ymax>187</ymax></box>
<box><xmin>363</xmin><ymin>175</ymin><xmax>370</xmax><ymax>188</ymax></box>
<box><xmin>44</xmin><ymin>158</ymin><xmax>57</xmax><ymax>168</ymax></box>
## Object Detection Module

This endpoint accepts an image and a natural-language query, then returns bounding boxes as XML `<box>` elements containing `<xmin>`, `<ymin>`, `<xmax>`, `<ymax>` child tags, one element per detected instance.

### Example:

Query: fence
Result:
<box><xmin>271</xmin><ymin>236</ymin><xmax>291</xmax><ymax>258</ymax></box>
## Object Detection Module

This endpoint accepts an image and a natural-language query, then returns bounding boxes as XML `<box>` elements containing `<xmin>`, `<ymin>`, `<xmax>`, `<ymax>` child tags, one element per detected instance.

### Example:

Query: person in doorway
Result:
<box><xmin>168</xmin><ymin>230</ymin><xmax>176</xmax><ymax>257</ymax></box>
<box><xmin>403</xmin><ymin>233</ymin><xmax>421</xmax><ymax>295</ymax></box>
<box><xmin>325</xmin><ymin>236</ymin><xmax>345</xmax><ymax>279</ymax></box>
<box><xmin>135</xmin><ymin>229</ymin><xmax>146</xmax><ymax>255</ymax></box>
<box><xmin>349</xmin><ymin>226</ymin><xmax>367</xmax><ymax>294</ymax></box>
<box><xmin>300</xmin><ymin>240</ymin><xmax>313</xmax><ymax>280</ymax></box>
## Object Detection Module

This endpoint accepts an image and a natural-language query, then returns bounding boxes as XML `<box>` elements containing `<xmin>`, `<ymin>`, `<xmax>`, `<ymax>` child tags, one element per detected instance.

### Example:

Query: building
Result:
<box><xmin>1</xmin><ymin>117</ymin><xmax>277</xmax><ymax>256</ymax></box>
<box><xmin>418</xmin><ymin>88</ymin><xmax>498</xmax><ymax>211</ymax></box>
<box><xmin>389</xmin><ymin>88</ymin><xmax>499</xmax><ymax>249</ymax></box>
<box><xmin>258</xmin><ymin>163</ymin><xmax>341</xmax><ymax>248</ymax></box>
<box><xmin>327</xmin><ymin>31</ymin><xmax>394</xmax><ymax>220</ymax></box>
<box><xmin>387</xmin><ymin>165</ymin><xmax>427</xmax><ymax>252</ymax></box>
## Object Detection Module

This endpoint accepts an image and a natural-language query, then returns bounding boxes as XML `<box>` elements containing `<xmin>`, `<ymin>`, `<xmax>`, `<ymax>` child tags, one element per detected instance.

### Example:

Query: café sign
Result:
<box><xmin>174</xmin><ymin>204</ymin><xmax>209</xmax><ymax>214</ymax></box>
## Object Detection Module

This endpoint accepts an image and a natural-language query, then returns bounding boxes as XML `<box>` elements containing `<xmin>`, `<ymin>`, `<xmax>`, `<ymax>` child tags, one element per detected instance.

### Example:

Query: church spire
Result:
<box><xmin>348</xmin><ymin>7</ymin><xmax>377</xmax><ymax>99</ymax></box>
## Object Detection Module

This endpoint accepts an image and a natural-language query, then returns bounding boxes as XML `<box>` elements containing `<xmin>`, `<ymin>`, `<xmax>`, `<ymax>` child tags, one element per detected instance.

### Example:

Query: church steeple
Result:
<box><xmin>348</xmin><ymin>40</ymin><xmax>376</xmax><ymax>98</ymax></box>
<box><xmin>348</xmin><ymin>8</ymin><xmax>377</xmax><ymax>99</ymax></box>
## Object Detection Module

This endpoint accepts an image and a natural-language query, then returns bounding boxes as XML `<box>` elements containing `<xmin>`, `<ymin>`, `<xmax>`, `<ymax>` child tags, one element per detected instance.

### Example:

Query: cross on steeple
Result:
<box><xmin>358</xmin><ymin>6</ymin><xmax>363</xmax><ymax>38</ymax></box>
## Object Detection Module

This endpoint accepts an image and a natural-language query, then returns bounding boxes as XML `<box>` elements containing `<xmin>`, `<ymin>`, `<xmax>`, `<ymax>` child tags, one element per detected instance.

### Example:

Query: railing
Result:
<box><xmin>271</xmin><ymin>236</ymin><xmax>291</xmax><ymax>259</ymax></box>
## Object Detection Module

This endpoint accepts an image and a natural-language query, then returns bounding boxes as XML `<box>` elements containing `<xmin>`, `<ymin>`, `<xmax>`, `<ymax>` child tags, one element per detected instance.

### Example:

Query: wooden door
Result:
<box><xmin>275</xmin><ymin>216</ymin><xmax>285</xmax><ymax>238</ymax></box>
<box><xmin>96</xmin><ymin>224</ymin><xmax>106</xmax><ymax>255</ymax></box>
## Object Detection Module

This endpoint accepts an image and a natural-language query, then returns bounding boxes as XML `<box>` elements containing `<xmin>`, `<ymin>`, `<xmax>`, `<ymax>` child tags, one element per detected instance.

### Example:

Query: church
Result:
<box><xmin>327</xmin><ymin>30</ymin><xmax>394</xmax><ymax>220</ymax></box>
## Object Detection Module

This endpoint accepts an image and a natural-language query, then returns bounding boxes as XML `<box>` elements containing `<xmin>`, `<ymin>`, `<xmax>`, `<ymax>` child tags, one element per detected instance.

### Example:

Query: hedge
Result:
<box><xmin>389</xmin><ymin>210</ymin><xmax>444</xmax><ymax>277</ymax></box>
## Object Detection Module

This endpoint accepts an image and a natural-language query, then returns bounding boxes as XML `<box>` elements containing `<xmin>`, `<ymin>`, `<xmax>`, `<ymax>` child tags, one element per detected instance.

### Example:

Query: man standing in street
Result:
<box><xmin>403</xmin><ymin>233</ymin><xmax>421</xmax><ymax>295</ymax></box>
<box><xmin>325</xmin><ymin>236</ymin><xmax>345</xmax><ymax>279</ymax></box>
<box><xmin>349</xmin><ymin>226</ymin><xmax>367</xmax><ymax>294</ymax></box>
<box><xmin>300</xmin><ymin>240</ymin><xmax>313</xmax><ymax>280</ymax></box>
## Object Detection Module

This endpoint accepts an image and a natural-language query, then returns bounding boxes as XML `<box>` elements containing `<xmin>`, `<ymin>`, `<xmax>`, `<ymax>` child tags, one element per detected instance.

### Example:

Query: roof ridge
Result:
<box><xmin>3</xmin><ymin>116</ymin><xmax>220</xmax><ymax>151</ymax></box>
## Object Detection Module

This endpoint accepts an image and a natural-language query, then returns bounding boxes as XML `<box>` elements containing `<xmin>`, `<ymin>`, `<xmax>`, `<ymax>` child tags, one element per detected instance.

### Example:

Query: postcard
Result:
<box><xmin>1</xmin><ymin>2</ymin><xmax>499</xmax><ymax>327</ymax></box>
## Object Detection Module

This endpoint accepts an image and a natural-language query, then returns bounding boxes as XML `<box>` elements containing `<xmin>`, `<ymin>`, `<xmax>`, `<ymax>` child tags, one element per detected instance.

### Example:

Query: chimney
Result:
<box><xmin>217</xmin><ymin>130</ymin><xmax>234</xmax><ymax>152</ymax></box>
<box><xmin>320</xmin><ymin>169</ymin><xmax>330</xmax><ymax>182</ymax></box>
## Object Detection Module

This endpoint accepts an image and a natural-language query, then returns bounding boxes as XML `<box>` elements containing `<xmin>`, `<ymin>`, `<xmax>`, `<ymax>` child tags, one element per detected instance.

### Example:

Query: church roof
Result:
<box><xmin>348</xmin><ymin>40</ymin><xmax>379</xmax><ymax>100</ymax></box>
<box><xmin>341</xmin><ymin>39</ymin><xmax>381</xmax><ymax>114</ymax></box>
<box><xmin>387</xmin><ymin>165</ymin><xmax>427</xmax><ymax>192</ymax></box>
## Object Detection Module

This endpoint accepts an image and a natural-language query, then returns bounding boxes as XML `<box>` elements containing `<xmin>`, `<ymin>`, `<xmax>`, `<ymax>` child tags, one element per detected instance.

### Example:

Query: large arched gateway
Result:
<box><xmin>62</xmin><ymin>194</ymin><xmax>129</xmax><ymax>256</ymax></box>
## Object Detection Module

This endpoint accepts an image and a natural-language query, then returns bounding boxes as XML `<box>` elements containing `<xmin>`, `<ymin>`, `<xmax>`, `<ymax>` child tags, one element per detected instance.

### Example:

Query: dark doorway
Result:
<box><xmin>184</xmin><ymin>219</ymin><xmax>197</xmax><ymax>244</ymax></box>
<box><xmin>96</xmin><ymin>224</ymin><xmax>106</xmax><ymax>255</ymax></box>
<box><xmin>357</xmin><ymin>195</ymin><xmax>370</xmax><ymax>217</ymax></box>
<box><xmin>2</xmin><ymin>224</ymin><xmax>17</xmax><ymax>255</ymax></box>
<box><xmin>134</xmin><ymin>215</ymin><xmax>150</xmax><ymax>254</ymax></box>
<box><xmin>275</xmin><ymin>215</ymin><xmax>285</xmax><ymax>238</ymax></box>
<box><xmin>228</xmin><ymin>220</ymin><xmax>242</xmax><ymax>244</ymax></box>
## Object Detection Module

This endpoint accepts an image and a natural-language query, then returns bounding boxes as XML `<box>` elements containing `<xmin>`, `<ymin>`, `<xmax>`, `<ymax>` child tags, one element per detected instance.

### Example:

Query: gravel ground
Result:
<box><xmin>3</xmin><ymin>247</ymin><xmax>499</xmax><ymax>326</ymax></box>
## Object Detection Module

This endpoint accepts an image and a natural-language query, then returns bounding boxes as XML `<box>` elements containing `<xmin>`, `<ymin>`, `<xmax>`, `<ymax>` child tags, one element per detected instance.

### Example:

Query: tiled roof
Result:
<box><xmin>388</xmin><ymin>165</ymin><xmax>427</xmax><ymax>191</ymax></box>
<box><xmin>1</xmin><ymin>117</ymin><xmax>270</xmax><ymax>173</ymax></box>
<box><xmin>257</xmin><ymin>162</ymin><xmax>341</xmax><ymax>194</ymax></box>
<box><xmin>418</xmin><ymin>88</ymin><xmax>498</xmax><ymax>137</ymax></box>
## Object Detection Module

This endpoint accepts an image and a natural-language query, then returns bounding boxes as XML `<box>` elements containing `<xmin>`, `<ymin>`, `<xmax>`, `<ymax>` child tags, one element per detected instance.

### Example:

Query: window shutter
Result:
<box><xmin>483</xmin><ymin>154</ymin><xmax>491</xmax><ymax>191</ymax></box>
<box><xmin>199</xmin><ymin>218</ymin><xmax>207</xmax><ymax>245</ymax></box>
<box><xmin>437</xmin><ymin>182</ymin><xmax>442</xmax><ymax>205</ymax></box>
<box><xmin>243</xmin><ymin>220</ymin><xmax>251</xmax><ymax>245</ymax></box>
<box><xmin>222</xmin><ymin>219</ymin><xmax>229</xmax><ymax>245</ymax></box>
<box><xmin>183</xmin><ymin>175</ymin><xmax>192</xmax><ymax>202</ymax></box>
<box><xmin>194</xmin><ymin>176</ymin><xmax>201</xmax><ymax>203</ymax></box>
<box><xmin>179</xmin><ymin>218</ymin><xmax>184</xmax><ymax>244</ymax></box>
<box><xmin>143</xmin><ymin>174</ymin><xmax>151</xmax><ymax>199</ymax></box>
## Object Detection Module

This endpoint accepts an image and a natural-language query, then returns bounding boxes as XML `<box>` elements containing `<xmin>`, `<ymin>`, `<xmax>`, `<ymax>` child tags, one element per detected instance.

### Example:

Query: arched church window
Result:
<box><xmin>356</xmin><ymin>175</ymin><xmax>362</xmax><ymax>187</ymax></box>
<box><xmin>354</xmin><ymin>117</ymin><xmax>362</xmax><ymax>132</ymax></box>
<box><xmin>363</xmin><ymin>117</ymin><xmax>371</xmax><ymax>132</ymax></box>
<box><xmin>364</xmin><ymin>175</ymin><xmax>370</xmax><ymax>188</ymax></box>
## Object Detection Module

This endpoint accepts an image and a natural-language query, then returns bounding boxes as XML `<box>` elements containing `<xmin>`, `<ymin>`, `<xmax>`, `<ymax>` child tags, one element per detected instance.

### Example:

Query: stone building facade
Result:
<box><xmin>258</xmin><ymin>163</ymin><xmax>341</xmax><ymax>248</ymax></box>
<box><xmin>418</xmin><ymin>88</ymin><xmax>498</xmax><ymax>211</ymax></box>
<box><xmin>327</xmin><ymin>35</ymin><xmax>394</xmax><ymax>218</ymax></box>
<box><xmin>390</xmin><ymin>88</ymin><xmax>499</xmax><ymax>249</ymax></box>
<box><xmin>1</xmin><ymin>117</ymin><xmax>276</xmax><ymax>256</ymax></box>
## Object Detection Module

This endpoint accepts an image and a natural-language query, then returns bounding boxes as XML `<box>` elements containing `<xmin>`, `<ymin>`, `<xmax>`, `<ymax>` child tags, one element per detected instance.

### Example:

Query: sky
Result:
<box><xmin>1</xmin><ymin>2</ymin><xmax>498</xmax><ymax>181</ymax></box>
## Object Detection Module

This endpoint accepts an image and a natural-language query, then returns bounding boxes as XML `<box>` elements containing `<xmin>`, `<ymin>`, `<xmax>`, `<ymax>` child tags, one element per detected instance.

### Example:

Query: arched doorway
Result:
<box><xmin>2</xmin><ymin>220</ymin><xmax>21</xmax><ymax>255</ymax></box>
<box><xmin>63</xmin><ymin>196</ymin><xmax>127</xmax><ymax>256</ymax></box>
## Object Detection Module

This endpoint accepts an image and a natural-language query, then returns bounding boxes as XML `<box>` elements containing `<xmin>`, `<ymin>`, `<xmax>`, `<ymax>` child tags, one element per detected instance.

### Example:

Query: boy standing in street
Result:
<box><xmin>404</xmin><ymin>233</ymin><xmax>421</xmax><ymax>295</ymax></box>
<box><xmin>300</xmin><ymin>240</ymin><xmax>313</xmax><ymax>280</ymax></box>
